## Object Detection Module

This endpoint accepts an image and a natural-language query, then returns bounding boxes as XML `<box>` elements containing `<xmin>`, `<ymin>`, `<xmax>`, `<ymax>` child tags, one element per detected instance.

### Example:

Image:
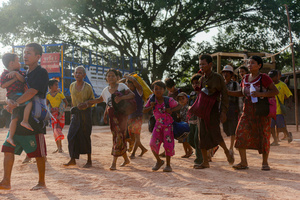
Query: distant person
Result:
<box><xmin>143</xmin><ymin>80</ymin><xmax>181</xmax><ymax>172</ymax></box>
<box><xmin>228</xmin><ymin>56</ymin><xmax>278</xmax><ymax>171</ymax></box>
<box><xmin>268</xmin><ymin>70</ymin><xmax>293</xmax><ymax>146</ymax></box>
<box><xmin>46</xmin><ymin>79</ymin><xmax>68</xmax><ymax>153</ymax></box>
<box><xmin>0</xmin><ymin>43</ymin><xmax>48</xmax><ymax>190</ymax></box>
<box><xmin>86</xmin><ymin>69</ymin><xmax>134</xmax><ymax>170</ymax></box>
<box><xmin>222</xmin><ymin>65</ymin><xmax>240</xmax><ymax>156</ymax></box>
<box><xmin>64</xmin><ymin>66</ymin><xmax>94</xmax><ymax>168</ymax></box>
<box><xmin>239</xmin><ymin>66</ymin><xmax>249</xmax><ymax>80</ymax></box>
<box><xmin>232</xmin><ymin>73</ymin><xmax>238</xmax><ymax>82</ymax></box>
<box><xmin>187</xmin><ymin>73</ymin><xmax>203</xmax><ymax>168</ymax></box>
<box><xmin>176</xmin><ymin>92</ymin><xmax>193</xmax><ymax>158</ymax></box>
<box><xmin>0</xmin><ymin>53</ymin><xmax>33</xmax><ymax>146</ymax></box>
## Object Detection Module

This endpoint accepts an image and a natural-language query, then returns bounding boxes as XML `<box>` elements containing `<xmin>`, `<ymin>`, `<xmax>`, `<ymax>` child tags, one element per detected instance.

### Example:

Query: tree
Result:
<box><xmin>0</xmin><ymin>0</ymin><xmax>298</xmax><ymax>82</ymax></box>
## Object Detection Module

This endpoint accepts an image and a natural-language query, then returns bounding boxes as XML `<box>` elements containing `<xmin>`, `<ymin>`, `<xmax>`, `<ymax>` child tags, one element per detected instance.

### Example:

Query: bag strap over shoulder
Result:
<box><xmin>259</xmin><ymin>75</ymin><xmax>263</xmax><ymax>92</ymax></box>
<box><xmin>276</xmin><ymin>95</ymin><xmax>283</xmax><ymax>105</ymax></box>
<box><xmin>150</xmin><ymin>95</ymin><xmax>170</xmax><ymax>110</ymax></box>
<box><xmin>163</xmin><ymin>96</ymin><xmax>170</xmax><ymax>108</ymax></box>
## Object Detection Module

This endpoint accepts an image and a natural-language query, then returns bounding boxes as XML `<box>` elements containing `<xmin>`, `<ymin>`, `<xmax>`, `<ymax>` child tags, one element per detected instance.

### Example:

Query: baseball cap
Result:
<box><xmin>222</xmin><ymin>65</ymin><xmax>234</xmax><ymax>73</ymax></box>
<box><xmin>268</xmin><ymin>70</ymin><xmax>278</xmax><ymax>78</ymax></box>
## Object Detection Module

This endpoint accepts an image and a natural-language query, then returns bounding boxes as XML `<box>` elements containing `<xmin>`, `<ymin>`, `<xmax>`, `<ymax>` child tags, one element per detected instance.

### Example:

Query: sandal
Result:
<box><xmin>233</xmin><ymin>163</ymin><xmax>248</xmax><ymax>170</ymax></box>
<box><xmin>261</xmin><ymin>165</ymin><xmax>271</xmax><ymax>171</ymax></box>
<box><xmin>194</xmin><ymin>163</ymin><xmax>210</xmax><ymax>169</ymax></box>
<box><xmin>152</xmin><ymin>160</ymin><xmax>165</xmax><ymax>171</ymax></box>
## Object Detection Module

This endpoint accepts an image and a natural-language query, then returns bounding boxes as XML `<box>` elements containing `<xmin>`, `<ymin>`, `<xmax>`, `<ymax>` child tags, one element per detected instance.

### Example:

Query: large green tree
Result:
<box><xmin>0</xmin><ymin>0</ymin><xmax>298</xmax><ymax>81</ymax></box>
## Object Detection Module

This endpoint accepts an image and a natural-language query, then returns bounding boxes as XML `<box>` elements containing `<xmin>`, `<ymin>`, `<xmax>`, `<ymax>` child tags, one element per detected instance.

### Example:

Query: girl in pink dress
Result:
<box><xmin>143</xmin><ymin>80</ymin><xmax>181</xmax><ymax>172</ymax></box>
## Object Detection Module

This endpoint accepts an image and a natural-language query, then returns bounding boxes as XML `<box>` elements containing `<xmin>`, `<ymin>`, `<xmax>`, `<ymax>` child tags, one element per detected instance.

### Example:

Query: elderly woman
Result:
<box><xmin>228</xmin><ymin>56</ymin><xmax>278</xmax><ymax>171</ymax></box>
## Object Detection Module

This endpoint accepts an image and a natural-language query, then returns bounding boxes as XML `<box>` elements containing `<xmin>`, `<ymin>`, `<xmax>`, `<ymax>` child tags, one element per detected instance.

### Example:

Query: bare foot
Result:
<box><xmin>6</xmin><ymin>137</ymin><xmax>16</xmax><ymax>147</ymax></box>
<box><xmin>30</xmin><ymin>183</ymin><xmax>46</xmax><ymax>191</ymax></box>
<box><xmin>20</xmin><ymin>122</ymin><xmax>34</xmax><ymax>131</ymax></box>
<box><xmin>83</xmin><ymin>162</ymin><xmax>92</xmax><ymax>168</ymax></box>
<box><xmin>109</xmin><ymin>163</ymin><xmax>117</xmax><ymax>170</ymax></box>
<box><xmin>0</xmin><ymin>181</ymin><xmax>11</xmax><ymax>190</ymax></box>
<box><xmin>63</xmin><ymin>160</ymin><xmax>76</xmax><ymax>166</ymax></box>
<box><xmin>120</xmin><ymin>160</ymin><xmax>130</xmax><ymax>167</ymax></box>
<box><xmin>52</xmin><ymin>149</ymin><xmax>59</xmax><ymax>153</ymax></box>
<box><xmin>139</xmin><ymin>149</ymin><xmax>148</xmax><ymax>157</ymax></box>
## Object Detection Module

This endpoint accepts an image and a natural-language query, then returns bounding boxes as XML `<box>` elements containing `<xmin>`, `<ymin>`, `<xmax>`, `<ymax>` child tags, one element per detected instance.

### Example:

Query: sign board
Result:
<box><xmin>40</xmin><ymin>53</ymin><xmax>60</xmax><ymax>73</ymax></box>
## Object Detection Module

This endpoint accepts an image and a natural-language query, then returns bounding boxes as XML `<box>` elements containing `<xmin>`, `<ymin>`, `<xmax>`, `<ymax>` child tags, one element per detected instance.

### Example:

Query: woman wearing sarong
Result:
<box><xmin>86</xmin><ymin>68</ymin><xmax>135</xmax><ymax>170</ymax></box>
<box><xmin>64</xmin><ymin>66</ymin><xmax>95</xmax><ymax>168</ymax></box>
<box><xmin>228</xmin><ymin>56</ymin><xmax>278</xmax><ymax>170</ymax></box>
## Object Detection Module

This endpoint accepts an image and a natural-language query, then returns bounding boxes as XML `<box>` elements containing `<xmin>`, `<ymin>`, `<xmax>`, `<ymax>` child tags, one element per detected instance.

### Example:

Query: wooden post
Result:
<box><xmin>285</xmin><ymin>4</ymin><xmax>298</xmax><ymax>131</ymax></box>
<box><xmin>217</xmin><ymin>54</ymin><xmax>221</xmax><ymax>73</ymax></box>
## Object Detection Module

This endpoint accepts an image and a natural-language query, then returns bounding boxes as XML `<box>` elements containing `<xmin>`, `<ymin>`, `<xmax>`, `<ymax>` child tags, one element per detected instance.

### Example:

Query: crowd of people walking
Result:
<box><xmin>0</xmin><ymin>43</ymin><xmax>294</xmax><ymax>190</ymax></box>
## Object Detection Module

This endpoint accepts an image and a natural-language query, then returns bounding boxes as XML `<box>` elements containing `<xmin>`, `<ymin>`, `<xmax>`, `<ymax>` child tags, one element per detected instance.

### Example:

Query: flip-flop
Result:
<box><xmin>233</xmin><ymin>164</ymin><xmax>249</xmax><ymax>170</ymax></box>
<box><xmin>288</xmin><ymin>132</ymin><xmax>293</xmax><ymax>143</ymax></box>
<box><xmin>261</xmin><ymin>165</ymin><xmax>271</xmax><ymax>171</ymax></box>
<box><xmin>270</xmin><ymin>142</ymin><xmax>280</xmax><ymax>146</ymax></box>
<box><xmin>163</xmin><ymin>166</ymin><xmax>173</xmax><ymax>172</ymax></box>
<box><xmin>194</xmin><ymin>164</ymin><xmax>210</xmax><ymax>169</ymax></box>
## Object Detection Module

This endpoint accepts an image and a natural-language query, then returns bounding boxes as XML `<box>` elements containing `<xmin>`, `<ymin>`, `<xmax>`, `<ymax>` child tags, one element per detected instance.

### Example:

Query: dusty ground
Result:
<box><xmin>0</xmin><ymin>124</ymin><xmax>299</xmax><ymax>200</ymax></box>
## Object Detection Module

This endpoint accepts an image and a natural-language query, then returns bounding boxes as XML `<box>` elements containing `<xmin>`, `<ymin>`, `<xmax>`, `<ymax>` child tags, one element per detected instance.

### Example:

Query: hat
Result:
<box><xmin>222</xmin><ymin>65</ymin><xmax>234</xmax><ymax>73</ymax></box>
<box><xmin>268</xmin><ymin>70</ymin><xmax>278</xmax><ymax>78</ymax></box>
<box><xmin>177</xmin><ymin>92</ymin><xmax>188</xmax><ymax>100</ymax></box>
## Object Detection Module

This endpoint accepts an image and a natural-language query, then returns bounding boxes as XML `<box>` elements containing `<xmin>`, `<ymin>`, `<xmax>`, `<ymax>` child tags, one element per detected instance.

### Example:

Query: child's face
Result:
<box><xmin>153</xmin><ymin>85</ymin><xmax>165</xmax><ymax>98</ymax></box>
<box><xmin>9</xmin><ymin>56</ymin><xmax>21</xmax><ymax>71</ymax></box>
<box><xmin>74</xmin><ymin>68</ymin><xmax>86</xmax><ymax>81</ymax></box>
<box><xmin>106</xmin><ymin>71</ymin><xmax>118</xmax><ymax>85</ymax></box>
<box><xmin>126</xmin><ymin>81</ymin><xmax>135</xmax><ymax>91</ymax></box>
<box><xmin>166</xmin><ymin>86</ymin><xmax>175</xmax><ymax>93</ymax></box>
<box><xmin>50</xmin><ymin>82</ymin><xmax>59</xmax><ymax>92</ymax></box>
<box><xmin>239</xmin><ymin>69</ymin><xmax>247</xmax><ymax>78</ymax></box>
<box><xmin>178</xmin><ymin>96</ymin><xmax>188</xmax><ymax>106</ymax></box>
<box><xmin>191</xmin><ymin>79</ymin><xmax>200</xmax><ymax>90</ymax></box>
<box><xmin>23</xmin><ymin>47</ymin><xmax>41</xmax><ymax>66</ymax></box>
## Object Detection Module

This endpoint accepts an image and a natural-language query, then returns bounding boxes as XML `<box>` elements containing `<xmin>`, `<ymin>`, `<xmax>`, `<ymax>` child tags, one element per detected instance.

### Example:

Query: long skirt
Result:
<box><xmin>198</xmin><ymin>102</ymin><xmax>224</xmax><ymax>150</ymax></box>
<box><xmin>108</xmin><ymin>107</ymin><xmax>128</xmax><ymax>157</ymax></box>
<box><xmin>235</xmin><ymin>98</ymin><xmax>271</xmax><ymax>154</ymax></box>
<box><xmin>51</xmin><ymin>108</ymin><xmax>65</xmax><ymax>142</ymax></box>
<box><xmin>67</xmin><ymin>108</ymin><xmax>92</xmax><ymax>159</ymax></box>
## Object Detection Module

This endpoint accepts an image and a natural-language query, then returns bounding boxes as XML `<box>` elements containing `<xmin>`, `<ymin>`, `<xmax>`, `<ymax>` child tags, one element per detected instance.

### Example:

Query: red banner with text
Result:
<box><xmin>40</xmin><ymin>53</ymin><xmax>60</xmax><ymax>73</ymax></box>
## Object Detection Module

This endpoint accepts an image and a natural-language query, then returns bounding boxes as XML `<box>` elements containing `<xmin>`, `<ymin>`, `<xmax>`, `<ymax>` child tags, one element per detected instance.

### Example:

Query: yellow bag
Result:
<box><xmin>132</xmin><ymin>74</ymin><xmax>153</xmax><ymax>102</ymax></box>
